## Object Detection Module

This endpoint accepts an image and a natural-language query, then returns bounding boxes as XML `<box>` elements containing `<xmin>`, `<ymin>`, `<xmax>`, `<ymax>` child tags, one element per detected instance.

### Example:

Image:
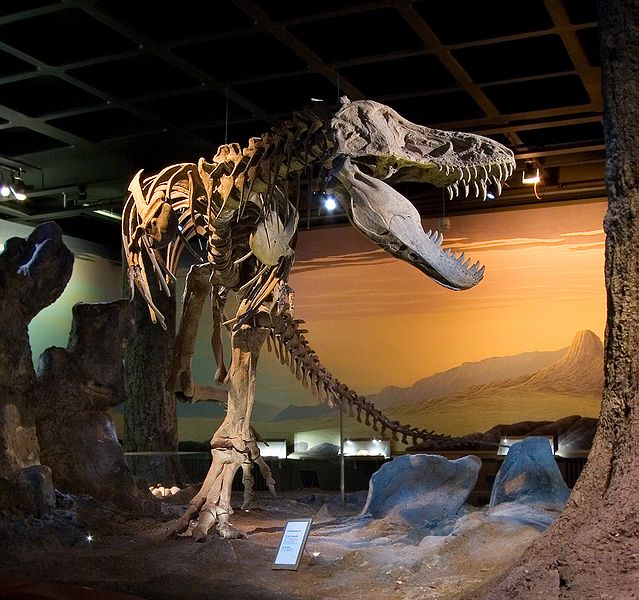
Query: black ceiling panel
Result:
<box><xmin>0</xmin><ymin>8</ymin><xmax>136</xmax><ymax>66</ymax></box>
<box><xmin>483</xmin><ymin>75</ymin><xmax>591</xmax><ymax>114</ymax></box>
<box><xmin>254</xmin><ymin>0</ymin><xmax>371</xmax><ymax>20</ymax></box>
<box><xmin>484</xmin><ymin>132</ymin><xmax>512</xmax><ymax>147</ymax></box>
<box><xmin>0</xmin><ymin>0</ymin><xmax>60</xmax><ymax>17</ymax></box>
<box><xmin>47</xmin><ymin>108</ymin><xmax>160</xmax><ymax>142</ymax></box>
<box><xmin>414</xmin><ymin>0</ymin><xmax>553</xmax><ymax>45</ymax></box>
<box><xmin>193</xmin><ymin>119</ymin><xmax>273</xmax><ymax>149</ymax></box>
<box><xmin>340</xmin><ymin>54</ymin><xmax>456</xmax><ymax>98</ymax></box>
<box><xmin>0</xmin><ymin>76</ymin><xmax>104</xmax><ymax>117</ymax></box>
<box><xmin>517</xmin><ymin>121</ymin><xmax>603</xmax><ymax>148</ymax></box>
<box><xmin>388</xmin><ymin>91</ymin><xmax>485</xmax><ymax>125</ymax></box>
<box><xmin>563</xmin><ymin>0</ymin><xmax>598</xmax><ymax>24</ymax></box>
<box><xmin>175</xmin><ymin>32</ymin><xmax>306</xmax><ymax>82</ymax></box>
<box><xmin>138</xmin><ymin>90</ymin><xmax>250</xmax><ymax>127</ymax></box>
<box><xmin>578</xmin><ymin>27</ymin><xmax>600</xmax><ymax>67</ymax></box>
<box><xmin>0</xmin><ymin>126</ymin><xmax>69</xmax><ymax>155</ymax></box>
<box><xmin>453</xmin><ymin>35</ymin><xmax>574</xmax><ymax>84</ymax></box>
<box><xmin>234</xmin><ymin>73</ymin><xmax>338</xmax><ymax>114</ymax></box>
<box><xmin>69</xmin><ymin>55</ymin><xmax>199</xmax><ymax>100</ymax></box>
<box><xmin>95</xmin><ymin>0</ymin><xmax>254</xmax><ymax>41</ymax></box>
<box><xmin>0</xmin><ymin>49</ymin><xmax>37</xmax><ymax>78</ymax></box>
<box><xmin>288</xmin><ymin>9</ymin><xmax>423</xmax><ymax>63</ymax></box>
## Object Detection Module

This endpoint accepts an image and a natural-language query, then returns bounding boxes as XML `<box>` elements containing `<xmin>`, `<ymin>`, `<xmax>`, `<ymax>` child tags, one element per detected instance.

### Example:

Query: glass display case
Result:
<box><xmin>257</xmin><ymin>440</ymin><xmax>287</xmax><ymax>459</ymax></box>
<box><xmin>497</xmin><ymin>435</ymin><xmax>555</xmax><ymax>456</ymax></box>
<box><xmin>343</xmin><ymin>438</ymin><xmax>391</xmax><ymax>458</ymax></box>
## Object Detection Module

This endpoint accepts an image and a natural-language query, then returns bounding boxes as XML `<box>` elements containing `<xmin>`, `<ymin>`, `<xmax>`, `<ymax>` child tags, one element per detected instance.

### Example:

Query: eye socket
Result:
<box><xmin>428</xmin><ymin>141</ymin><xmax>453</xmax><ymax>158</ymax></box>
<box><xmin>451</xmin><ymin>138</ymin><xmax>475</xmax><ymax>154</ymax></box>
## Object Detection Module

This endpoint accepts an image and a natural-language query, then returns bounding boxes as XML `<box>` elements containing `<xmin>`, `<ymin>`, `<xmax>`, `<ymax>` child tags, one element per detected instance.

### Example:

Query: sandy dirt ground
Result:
<box><xmin>0</xmin><ymin>490</ymin><xmax>548</xmax><ymax>600</ymax></box>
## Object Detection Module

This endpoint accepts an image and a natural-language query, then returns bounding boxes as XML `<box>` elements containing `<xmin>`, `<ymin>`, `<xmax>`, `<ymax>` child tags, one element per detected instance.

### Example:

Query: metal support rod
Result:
<box><xmin>339</xmin><ymin>405</ymin><xmax>345</xmax><ymax>504</ymax></box>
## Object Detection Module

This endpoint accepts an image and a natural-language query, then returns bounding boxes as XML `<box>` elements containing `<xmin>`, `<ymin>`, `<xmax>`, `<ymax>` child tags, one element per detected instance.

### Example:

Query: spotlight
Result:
<box><xmin>486</xmin><ymin>191</ymin><xmax>496</xmax><ymax>200</ymax></box>
<box><xmin>323</xmin><ymin>195</ymin><xmax>337</xmax><ymax>212</ymax></box>
<box><xmin>10</xmin><ymin>172</ymin><xmax>28</xmax><ymax>201</ymax></box>
<box><xmin>0</xmin><ymin>180</ymin><xmax>9</xmax><ymax>198</ymax></box>
<box><xmin>86</xmin><ymin>533</ymin><xmax>94</xmax><ymax>543</ymax></box>
<box><xmin>522</xmin><ymin>161</ymin><xmax>541</xmax><ymax>185</ymax></box>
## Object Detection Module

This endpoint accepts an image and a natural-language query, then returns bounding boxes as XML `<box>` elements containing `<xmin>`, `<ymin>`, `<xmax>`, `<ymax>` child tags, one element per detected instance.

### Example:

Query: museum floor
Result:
<box><xmin>0</xmin><ymin>489</ymin><xmax>547</xmax><ymax>600</ymax></box>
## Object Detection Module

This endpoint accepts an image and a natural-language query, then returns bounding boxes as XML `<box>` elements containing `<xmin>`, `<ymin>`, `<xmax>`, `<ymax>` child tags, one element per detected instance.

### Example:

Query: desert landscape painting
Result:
<box><xmin>170</xmin><ymin>198</ymin><xmax>606</xmax><ymax>447</ymax></box>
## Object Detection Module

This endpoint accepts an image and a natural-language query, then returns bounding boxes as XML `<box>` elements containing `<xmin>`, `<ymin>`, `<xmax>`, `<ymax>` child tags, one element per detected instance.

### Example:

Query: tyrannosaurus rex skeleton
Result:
<box><xmin>122</xmin><ymin>98</ymin><xmax>515</xmax><ymax>541</ymax></box>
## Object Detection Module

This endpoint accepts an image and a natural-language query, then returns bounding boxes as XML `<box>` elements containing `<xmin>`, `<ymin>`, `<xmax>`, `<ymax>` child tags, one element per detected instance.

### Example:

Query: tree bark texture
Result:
<box><xmin>470</xmin><ymin>2</ymin><xmax>639</xmax><ymax>598</ymax></box>
<box><xmin>124</xmin><ymin>266</ymin><xmax>178</xmax><ymax>454</ymax></box>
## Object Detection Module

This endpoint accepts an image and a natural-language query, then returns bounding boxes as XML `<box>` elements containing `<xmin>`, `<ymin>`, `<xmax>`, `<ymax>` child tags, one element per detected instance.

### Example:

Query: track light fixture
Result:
<box><xmin>0</xmin><ymin>167</ymin><xmax>29</xmax><ymax>201</ymax></box>
<box><xmin>0</xmin><ymin>174</ymin><xmax>10</xmax><ymax>198</ymax></box>
<box><xmin>522</xmin><ymin>160</ymin><xmax>541</xmax><ymax>185</ymax></box>
<box><xmin>11</xmin><ymin>173</ymin><xmax>28</xmax><ymax>201</ymax></box>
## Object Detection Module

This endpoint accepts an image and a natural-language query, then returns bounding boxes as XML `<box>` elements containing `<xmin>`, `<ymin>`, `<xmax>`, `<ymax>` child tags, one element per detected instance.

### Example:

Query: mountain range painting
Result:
<box><xmin>171</xmin><ymin>198</ymin><xmax>607</xmax><ymax>450</ymax></box>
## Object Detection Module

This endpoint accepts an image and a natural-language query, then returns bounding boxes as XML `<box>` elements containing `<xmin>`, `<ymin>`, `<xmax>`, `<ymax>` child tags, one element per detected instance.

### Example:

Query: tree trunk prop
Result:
<box><xmin>470</xmin><ymin>2</ymin><xmax>639</xmax><ymax>598</ymax></box>
<box><xmin>124</xmin><ymin>261</ymin><xmax>183</xmax><ymax>484</ymax></box>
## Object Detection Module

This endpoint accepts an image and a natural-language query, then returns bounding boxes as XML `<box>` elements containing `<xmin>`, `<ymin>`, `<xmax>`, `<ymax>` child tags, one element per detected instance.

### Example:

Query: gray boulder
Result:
<box><xmin>360</xmin><ymin>454</ymin><xmax>481</xmax><ymax>525</ymax></box>
<box><xmin>489</xmin><ymin>436</ymin><xmax>569</xmax><ymax>510</ymax></box>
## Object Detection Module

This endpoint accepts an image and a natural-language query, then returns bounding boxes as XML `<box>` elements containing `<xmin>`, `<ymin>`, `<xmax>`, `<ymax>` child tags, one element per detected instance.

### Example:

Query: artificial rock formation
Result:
<box><xmin>489</xmin><ymin>437</ymin><xmax>569</xmax><ymax>511</ymax></box>
<box><xmin>122</xmin><ymin>98</ymin><xmax>515</xmax><ymax>540</ymax></box>
<box><xmin>0</xmin><ymin>222</ymin><xmax>73</xmax><ymax>477</ymax></box>
<box><xmin>35</xmin><ymin>300</ymin><xmax>140</xmax><ymax>503</ymax></box>
<box><xmin>0</xmin><ymin>222</ymin><xmax>72</xmax><ymax>516</ymax></box>
<box><xmin>360</xmin><ymin>454</ymin><xmax>481</xmax><ymax>526</ymax></box>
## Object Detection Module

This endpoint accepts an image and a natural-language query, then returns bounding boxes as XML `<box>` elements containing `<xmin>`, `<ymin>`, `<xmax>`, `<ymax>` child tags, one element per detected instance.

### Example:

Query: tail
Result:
<box><xmin>266</xmin><ymin>310</ymin><xmax>456</xmax><ymax>448</ymax></box>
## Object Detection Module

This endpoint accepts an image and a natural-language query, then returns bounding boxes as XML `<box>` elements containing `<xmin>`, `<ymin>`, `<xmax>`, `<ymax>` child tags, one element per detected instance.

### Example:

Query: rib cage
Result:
<box><xmin>267</xmin><ymin>309</ymin><xmax>454</xmax><ymax>448</ymax></box>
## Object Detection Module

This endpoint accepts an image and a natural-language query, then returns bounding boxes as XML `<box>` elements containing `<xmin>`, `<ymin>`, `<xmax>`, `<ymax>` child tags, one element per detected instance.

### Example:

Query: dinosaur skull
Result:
<box><xmin>328</xmin><ymin>98</ymin><xmax>516</xmax><ymax>290</ymax></box>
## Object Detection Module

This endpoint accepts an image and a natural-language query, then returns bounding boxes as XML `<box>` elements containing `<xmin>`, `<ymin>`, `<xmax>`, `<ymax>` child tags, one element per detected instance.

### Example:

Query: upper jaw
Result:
<box><xmin>330</xmin><ymin>98</ymin><xmax>516</xmax><ymax>201</ymax></box>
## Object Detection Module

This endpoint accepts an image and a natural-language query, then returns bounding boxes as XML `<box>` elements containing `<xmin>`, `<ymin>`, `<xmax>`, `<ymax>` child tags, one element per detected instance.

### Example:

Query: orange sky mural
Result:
<box><xmin>251</xmin><ymin>199</ymin><xmax>607</xmax><ymax>402</ymax></box>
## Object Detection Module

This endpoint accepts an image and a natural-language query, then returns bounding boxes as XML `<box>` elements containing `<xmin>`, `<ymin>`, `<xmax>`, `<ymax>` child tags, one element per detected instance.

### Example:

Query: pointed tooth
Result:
<box><xmin>493</xmin><ymin>177</ymin><xmax>502</xmax><ymax>196</ymax></box>
<box><xmin>463</xmin><ymin>182</ymin><xmax>470</xmax><ymax>198</ymax></box>
<box><xmin>473</xmin><ymin>181</ymin><xmax>480</xmax><ymax>197</ymax></box>
<box><xmin>463</xmin><ymin>258</ymin><xmax>472</xmax><ymax>268</ymax></box>
<box><xmin>446</xmin><ymin>186</ymin><xmax>453</xmax><ymax>201</ymax></box>
<box><xmin>498</xmin><ymin>163</ymin><xmax>505</xmax><ymax>180</ymax></box>
<box><xmin>445</xmin><ymin>165</ymin><xmax>451</xmax><ymax>176</ymax></box>
<box><xmin>452</xmin><ymin>182</ymin><xmax>459</xmax><ymax>197</ymax></box>
<box><xmin>456</xmin><ymin>251</ymin><xmax>465</xmax><ymax>264</ymax></box>
<box><xmin>472</xmin><ymin>166</ymin><xmax>478</xmax><ymax>178</ymax></box>
<box><xmin>476</xmin><ymin>265</ymin><xmax>485</xmax><ymax>278</ymax></box>
<box><xmin>437</xmin><ymin>232</ymin><xmax>444</xmax><ymax>245</ymax></box>
<box><xmin>480</xmin><ymin>180</ymin><xmax>487</xmax><ymax>201</ymax></box>
<box><xmin>481</xmin><ymin>165</ymin><xmax>488</xmax><ymax>180</ymax></box>
<box><xmin>464</xmin><ymin>167</ymin><xmax>472</xmax><ymax>181</ymax></box>
<box><xmin>457</xmin><ymin>167</ymin><xmax>463</xmax><ymax>179</ymax></box>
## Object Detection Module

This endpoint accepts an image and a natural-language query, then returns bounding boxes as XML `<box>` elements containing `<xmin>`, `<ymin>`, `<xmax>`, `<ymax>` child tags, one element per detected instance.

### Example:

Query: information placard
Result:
<box><xmin>272</xmin><ymin>518</ymin><xmax>313</xmax><ymax>570</ymax></box>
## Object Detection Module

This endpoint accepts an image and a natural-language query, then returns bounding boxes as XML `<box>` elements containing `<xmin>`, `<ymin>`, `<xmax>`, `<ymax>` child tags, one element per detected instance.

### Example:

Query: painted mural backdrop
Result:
<box><xmin>179</xmin><ymin>199</ymin><xmax>607</xmax><ymax>448</ymax></box>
